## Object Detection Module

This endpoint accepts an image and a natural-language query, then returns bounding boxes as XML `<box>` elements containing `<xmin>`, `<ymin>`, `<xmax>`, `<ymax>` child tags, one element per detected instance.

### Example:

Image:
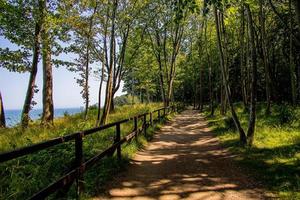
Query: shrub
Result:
<box><xmin>277</xmin><ymin>105</ymin><xmax>295</xmax><ymax>125</ymax></box>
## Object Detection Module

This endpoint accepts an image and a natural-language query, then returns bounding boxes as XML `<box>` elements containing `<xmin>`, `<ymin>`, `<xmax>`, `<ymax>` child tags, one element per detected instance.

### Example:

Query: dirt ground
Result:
<box><xmin>93</xmin><ymin>110</ymin><xmax>274</xmax><ymax>200</ymax></box>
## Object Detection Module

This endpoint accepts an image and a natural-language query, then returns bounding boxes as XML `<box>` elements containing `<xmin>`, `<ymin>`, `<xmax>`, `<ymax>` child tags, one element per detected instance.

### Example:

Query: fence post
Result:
<box><xmin>115</xmin><ymin>123</ymin><xmax>121</xmax><ymax>160</ymax></box>
<box><xmin>150</xmin><ymin>112</ymin><xmax>153</xmax><ymax>126</ymax></box>
<box><xmin>143</xmin><ymin>114</ymin><xmax>147</xmax><ymax>135</ymax></box>
<box><xmin>163</xmin><ymin>107</ymin><xmax>166</xmax><ymax>117</ymax></box>
<box><xmin>75</xmin><ymin>132</ymin><xmax>84</xmax><ymax>196</ymax></box>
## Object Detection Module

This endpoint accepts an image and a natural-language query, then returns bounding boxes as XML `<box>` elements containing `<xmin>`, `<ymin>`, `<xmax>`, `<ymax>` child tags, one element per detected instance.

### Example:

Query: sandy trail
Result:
<box><xmin>94</xmin><ymin>110</ymin><xmax>270</xmax><ymax>200</ymax></box>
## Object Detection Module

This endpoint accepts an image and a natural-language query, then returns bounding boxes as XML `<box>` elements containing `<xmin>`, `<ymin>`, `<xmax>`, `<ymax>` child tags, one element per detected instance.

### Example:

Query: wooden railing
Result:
<box><xmin>0</xmin><ymin>106</ymin><xmax>176</xmax><ymax>200</ymax></box>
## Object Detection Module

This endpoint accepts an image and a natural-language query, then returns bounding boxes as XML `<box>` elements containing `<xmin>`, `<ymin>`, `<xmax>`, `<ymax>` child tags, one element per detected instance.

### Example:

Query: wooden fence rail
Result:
<box><xmin>0</xmin><ymin>105</ymin><xmax>176</xmax><ymax>200</ymax></box>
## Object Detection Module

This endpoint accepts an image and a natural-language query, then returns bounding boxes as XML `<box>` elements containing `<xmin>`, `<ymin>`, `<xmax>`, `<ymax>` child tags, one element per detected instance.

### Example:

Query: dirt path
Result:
<box><xmin>94</xmin><ymin>110</ymin><xmax>270</xmax><ymax>200</ymax></box>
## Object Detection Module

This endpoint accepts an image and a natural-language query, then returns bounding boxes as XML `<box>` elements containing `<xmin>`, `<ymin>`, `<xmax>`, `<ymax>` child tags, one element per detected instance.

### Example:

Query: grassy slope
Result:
<box><xmin>0</xmin><ymin>103</ymin><xmax>171</xmax><ymax>200</ymax></box>
<box><xmin>205</xmin><ymin>103</ymin><xmax>300</xmax><ymax>200</ymax></box>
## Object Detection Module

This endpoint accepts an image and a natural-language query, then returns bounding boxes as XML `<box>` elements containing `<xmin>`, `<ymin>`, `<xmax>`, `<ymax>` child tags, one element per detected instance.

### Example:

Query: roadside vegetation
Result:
<box><xmin>205</xmin><ymin>103</ymin><xmax>300</xmax><ymax>200</ymax></box>
<box><xmin>0</xmin><ymin>102</ymin><xmax>170</xmax><ymax>200</ymax></box>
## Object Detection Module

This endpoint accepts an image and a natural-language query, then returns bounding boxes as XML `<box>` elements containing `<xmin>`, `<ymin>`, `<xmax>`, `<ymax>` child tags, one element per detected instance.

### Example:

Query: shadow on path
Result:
<box><xmin>93</xmin><ymin>110</ymin><xmax>273</xmax><ymax>200</ymax></box>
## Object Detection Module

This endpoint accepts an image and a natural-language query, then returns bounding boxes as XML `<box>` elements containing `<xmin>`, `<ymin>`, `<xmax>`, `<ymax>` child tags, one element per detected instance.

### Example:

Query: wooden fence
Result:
<box><xmin>0</xmin><ymin>106</ymin><xmax>176</xmax><ymax>200</ymax></box>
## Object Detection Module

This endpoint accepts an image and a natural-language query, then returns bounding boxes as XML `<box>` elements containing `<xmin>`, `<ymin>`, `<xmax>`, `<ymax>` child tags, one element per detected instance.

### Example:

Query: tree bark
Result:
<box><xmin>84</xmin><ymin>46</ymin><xmax>90</xmax><ymax>120</ymax></box>
<box><xmin>21</xmin><ymin>0</ymin><xmax>43</xmax><ymax>128</ymax></box>
<box><xmin>214</xmin><ymin>6</ymin><xmax>247</xmax><ymax>145</ymax></box>
<box><xmin>205</xmin><ymin>21</ymin><xmax>214</xmax><ymax>116</ymax></box>
<box><xmin>100</xmin><ymin>0</ymin><xmax>117</xmax><ymax>125</ymax></box>
<box><xmin>240</xmin><ymin>3</ymin><xmax>249</xmax><ymax>110</ymax></box>
<box><xmin>41</xmin><ymin>6</ymin><xmax>54</xmax><ymax>125</ymax></box>
<box><xmin>0</xmin><ymin>92</ymin><xmax>5</xmax><ymax>128</ymax></box>
<box><xmin>96</xmin><ymin>64</ymin><xmax>104</xmax><ymax>126</ymax></box>
<box><xmin>290</xmin><ymin>0</ymin><xmax>297</xmax><ymax>105</ymax></box>
<box><xmin>245</xmin><ymin>4</ymin><xmax>258</xmax><ymax>146</ymax></box>
<box><xmin>259</xmin><ymin>0</ymin><xmax>272</xmax><ymax>114</ymax></box>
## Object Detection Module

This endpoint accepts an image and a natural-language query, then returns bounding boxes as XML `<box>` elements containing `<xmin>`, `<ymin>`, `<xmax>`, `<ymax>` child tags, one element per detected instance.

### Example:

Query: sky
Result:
<box><xmin>0</xmin><ymin>37</ymin><xmax>125</xmax><ymax>110</ymax></box>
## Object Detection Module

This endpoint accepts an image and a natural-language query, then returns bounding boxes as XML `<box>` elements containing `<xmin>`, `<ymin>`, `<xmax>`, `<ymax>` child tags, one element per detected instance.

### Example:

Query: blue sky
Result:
<box><xmin>0</xmin><ymin>37</ymin><xmax>125</xmax><ymax>110</ymax></box>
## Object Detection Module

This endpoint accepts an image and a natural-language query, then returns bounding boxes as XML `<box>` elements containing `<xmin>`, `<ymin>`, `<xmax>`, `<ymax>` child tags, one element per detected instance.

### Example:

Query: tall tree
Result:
<box><xmin>259</xmin><ymin>0</ymin><xmax>272</xmax><ymax>114</ymax></box>
<box><xmin>100</xmin><ymin>0</ymin><xmax>118</xmax><ymax>125</ymax></box>
<box><xmin>214</xmin><ymin>5</ymin><xmax>247</xmax><ymax>145</ymax></box>
<box><xmin>40</xmin><ymin>0</ymin><xmax>54</xmax><ymax>125</ymax></box>
<box><xmin>0</xmin><ymin>0</ymin><xmax>42</xmax><ymax>128</ymax></box>
<box><xmin>245</xmin><ymin>3</ymin><xmax>258</xmax><ymax>146</ymax></box>
<box><xmin>21</xmin><ymin>0</ymin><xmax>44</xmax><ymax>127</ymax></box>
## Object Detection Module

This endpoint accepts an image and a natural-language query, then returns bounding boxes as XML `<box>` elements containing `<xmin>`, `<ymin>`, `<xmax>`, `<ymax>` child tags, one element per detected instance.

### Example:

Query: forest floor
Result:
<box><xmin>93</xmin><ymin>110</ymin><xmax>272</xmax><ymax>200</ymax></box>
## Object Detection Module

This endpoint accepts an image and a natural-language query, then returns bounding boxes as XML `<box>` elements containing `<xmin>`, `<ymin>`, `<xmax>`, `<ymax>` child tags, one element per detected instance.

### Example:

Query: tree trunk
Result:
<box><xmin>240</xmin><ymin>3</ymin><xmax>248</xmax><ymax>110</ymax></box>
<box><xmin>100</xmin><ymin>0</ymin><xmax>117</xmax><ymax>125</ymax></box>
<box><xmin>214</xmin><ymin>6</ymin><xmax>247</xmax><ymax>145</ymax></box>
<box><xmin>96</xmin><ymin>65</ymin><xmax>104</xmax><ymax>126</ymax></box>
<box><xmin>21</xmin><ymin>22</ymin><xmax>42</xmax><ymax>128</ymax></box>
<box><xmin>205</xmin><ymin>22</ymin><xmax>214</xmax><ymax>116</ymax></box>
<box><xmin>245</xmin><ymin>4</ymin><xmax>258</xmax><ymax>146</ymax></box>
<box><xmin>84</xmin><ymin>46</ymin><xmax>90</xmax><ymax>120</ymax></box>
<box><xmin>199</xmin><ymin>67</ymin><xmax>203</xmax><ymax>112</ymax></box>
<box><xmin>0</xmin><ymin>92</ymin><xmax>5</xmax><ymax>128</ymax></box>
<box><xmin>290</xmin><ymin>0</ymin><xmax>297</xmax><ymax>105</ymax></box>
<box><xmin>259</xmin><ymin>0</ymin><xmax>272</xmax><ymax>114</ymax></box>
<box><xmin>41</xmin><ymin>6</ymin><xmax>54</xmax><ymax>125</ymax></box>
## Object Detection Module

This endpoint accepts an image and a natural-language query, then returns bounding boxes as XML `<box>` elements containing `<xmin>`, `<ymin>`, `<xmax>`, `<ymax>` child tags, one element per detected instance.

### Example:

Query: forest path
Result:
<box><xmin>94</xmin><ymin>110</ymin><xmax>270</xmax><ymax>200</ymax></box>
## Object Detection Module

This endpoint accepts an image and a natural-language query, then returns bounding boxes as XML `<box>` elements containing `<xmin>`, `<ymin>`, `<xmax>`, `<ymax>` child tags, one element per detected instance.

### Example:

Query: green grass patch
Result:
<box><xmin>0</xmin><ymin>103</ymin><xmax>174</xmax><ymax>200</ymax></box>
<box><xmin>205</xmin><ymin>103</ymin><xmax>300</xmax><ymax>199</ymax></box>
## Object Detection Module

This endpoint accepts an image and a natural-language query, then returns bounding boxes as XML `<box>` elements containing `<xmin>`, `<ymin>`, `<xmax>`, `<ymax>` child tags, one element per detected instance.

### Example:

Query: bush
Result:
<box><xmin>277</xmin><ymin>105</ymin><xmax>295</xmax><ymax>125</ymax></box>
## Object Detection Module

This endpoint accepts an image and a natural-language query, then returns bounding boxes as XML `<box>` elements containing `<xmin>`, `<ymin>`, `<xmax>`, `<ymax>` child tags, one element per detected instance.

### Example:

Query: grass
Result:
<box><xmin>0</xmin><ymin>102</ymin><xmax>174</xmax><ymax>200</ymax></box>
<box><xmin>205</xmin><ymin>102</ymin><xmax>300</xmax><ymax>199</ymax></box>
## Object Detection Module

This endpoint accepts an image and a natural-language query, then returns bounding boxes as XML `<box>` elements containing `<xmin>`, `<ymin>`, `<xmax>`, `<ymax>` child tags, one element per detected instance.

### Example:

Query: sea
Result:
<box><xmin>5</xmin><ymin>108</ymin><xmax>83</xmax><ymax>127</ymax></box>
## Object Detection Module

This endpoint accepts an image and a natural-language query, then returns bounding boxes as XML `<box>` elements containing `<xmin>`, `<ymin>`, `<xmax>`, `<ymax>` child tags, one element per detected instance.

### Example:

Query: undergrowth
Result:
<box><xmin>0</xmin><ymin>103</ymin><xmax>173</xmax><ymax>200</ymax></box>
<box><xmin>205</xmin><ymin>102</ymin><xmax>300</xmax><ymax>200</ymax></box>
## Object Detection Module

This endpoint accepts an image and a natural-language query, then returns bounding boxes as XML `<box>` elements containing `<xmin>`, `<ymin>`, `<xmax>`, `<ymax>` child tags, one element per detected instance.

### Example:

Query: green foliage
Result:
<box><xmin>113</xmin><ymin>94</ymin><xmax>140</xmax><ymax>106</ymax></box>
<box><xmin>205</xmin><ymin>103</ymin><xmax>300</xmax><ymax>199</ymax></box>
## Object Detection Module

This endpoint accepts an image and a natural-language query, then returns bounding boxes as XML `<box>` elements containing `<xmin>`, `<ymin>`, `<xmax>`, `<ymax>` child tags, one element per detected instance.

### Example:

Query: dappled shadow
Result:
<box><xmin>92</xmin><ymin>110</ymin><xmax>272</xmax><ymax>200</ymax></box>
<box><xmin>220</xmin><ymin>138</ymin><xmax>300</xmax><ymax>191</ymax></box>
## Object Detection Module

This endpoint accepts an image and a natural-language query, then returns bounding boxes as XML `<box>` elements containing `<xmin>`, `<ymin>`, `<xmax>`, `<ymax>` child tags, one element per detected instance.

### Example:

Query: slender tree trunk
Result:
<box><xmin>100</xmin><ymin>0</ymin><xmax>117</xmax><ymax>125</ymax></box>
<box><xmin>84</xmin><ymin>46</ymin><xmax>90</xmax><ymax>120</ymax></box>
<box><xmin>259</xmin><ymin>0</ymin><xmax>272</xmax><ymax>114</ymax></box>
<box><xmin>158</xmin><ymin>66</ymin><xmax>166</xmax><ymax>105</ymax></box>
<box><xmin>21</xmin><ymin>21</ymin><xmax>42</xmax><ymax>127</ymax></box>
<box><xmin>220</xmin><ymin>11</ymin><xmax>229</xmax><ymax>114</ymax></box>
<box><xmin>214</xmin><ymin>6</ymin><xmax>247</xmax><ymax>145</ymax></box>
<box><xmin>246</xmin><ymin>4</ymin><xmax>258</xmax><ymax>146</ymax></box>
<box><xmin>96</xmin><ymin>65</ymin><xmax>104</xmax><ymax>126</ymax></box>
<box><xmin>240</xmin><ymin>3</ymin><xmax>248</xmax><ymax>110</ymax></box>
<box><xmin>41</xmin><ymin>17</ymin><xmax>54</xmax><ymax>125</ymax></box>
<box><xmin>290</xmin><ymin>0</ymin><xmax>297</xmax><ymax>105</ymax></box>
<box><xmin>199</xmin><ymin>67</ymin><xmax>203</xmax><ymax>112</ymax></box>
<box><xmin>209</xmin><ymin>65</ymin><xmax>214</xmax><ymax>116</ymax></box>
<box><xmin>205</xmin><ymin>22</ymin><xmax>214</xmax><ymax>116</ymax></box>
<box><xmin>0</xmin><ymin>92</ymin><xmax>5</xmax><ymax>128</ymax></box>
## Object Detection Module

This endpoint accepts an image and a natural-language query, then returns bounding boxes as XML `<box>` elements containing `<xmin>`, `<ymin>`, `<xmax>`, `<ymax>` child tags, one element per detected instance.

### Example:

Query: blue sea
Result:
<box><xmin>5</xmin><ymin>108</ymin><xmax>83</xmax><ymax>127</ymax></box>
